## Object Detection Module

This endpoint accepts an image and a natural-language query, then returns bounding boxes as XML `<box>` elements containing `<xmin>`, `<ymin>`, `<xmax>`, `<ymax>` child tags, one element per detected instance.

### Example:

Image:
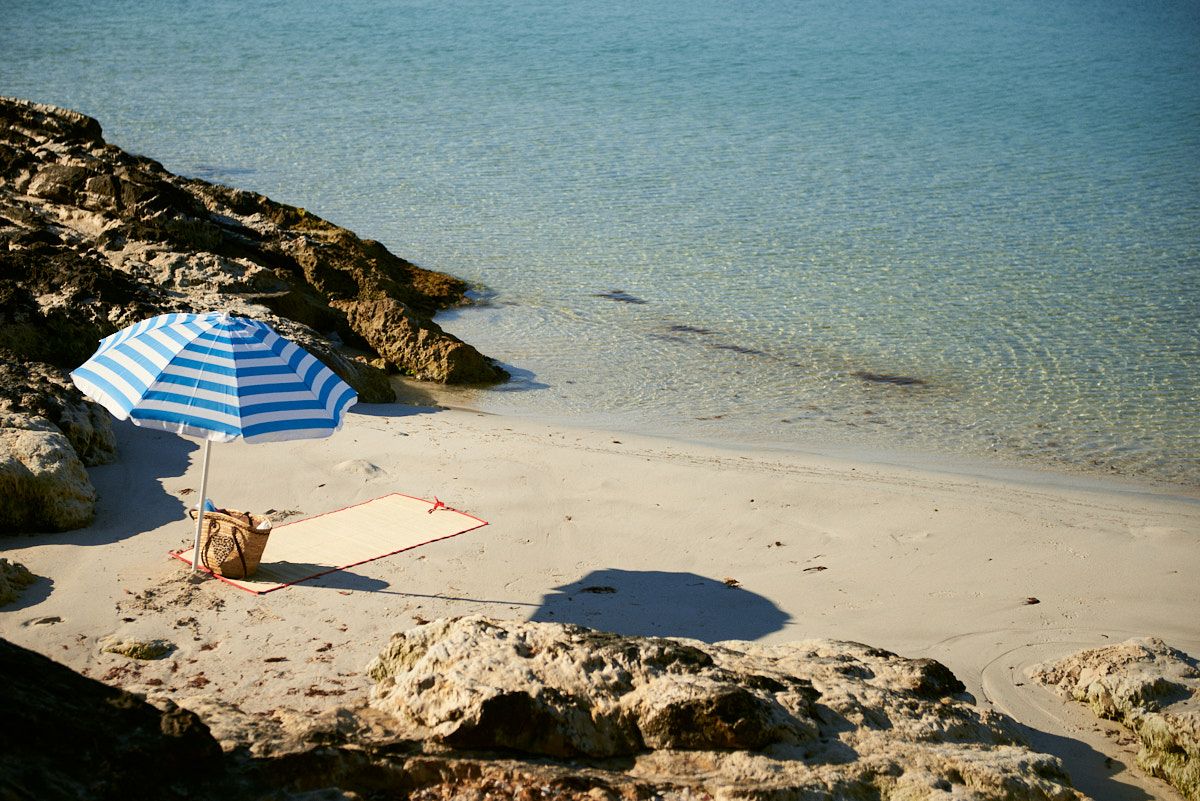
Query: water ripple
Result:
<box><xmin>5</xmin><ymin>0</ymin><xmax>1197</xmax><ymax>485</ymax></box>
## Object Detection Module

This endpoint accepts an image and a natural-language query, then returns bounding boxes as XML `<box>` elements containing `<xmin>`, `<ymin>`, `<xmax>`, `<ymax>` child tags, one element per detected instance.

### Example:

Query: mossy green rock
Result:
<box><xmin>0</xmin><ymin>558</ymin><xmax>36</xmax><ymax>606</ymax></box>
<box><xmin>103</xmin><ymin>638</ymin><xmax>174</xmax><ymax>660</ymax></box>
<box><xmin>1034</xmin><ymin>637</ymin><xmax>1200</xmax><ymax>801</ymax></box>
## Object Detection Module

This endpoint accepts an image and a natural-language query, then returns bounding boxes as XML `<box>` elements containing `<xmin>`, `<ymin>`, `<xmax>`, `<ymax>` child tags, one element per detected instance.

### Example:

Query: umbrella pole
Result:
<box><xmin>190</xmin><ymin>439</ymin><xmax>213</xmax><ymax>575</ymax></box>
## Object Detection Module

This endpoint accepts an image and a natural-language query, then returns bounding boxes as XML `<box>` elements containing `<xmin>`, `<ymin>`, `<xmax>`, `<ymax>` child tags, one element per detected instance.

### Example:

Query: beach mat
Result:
<box><xmin>171</xmin><ymin>493</ymin><xmax>486</xmax><ymax>594</ymax></box>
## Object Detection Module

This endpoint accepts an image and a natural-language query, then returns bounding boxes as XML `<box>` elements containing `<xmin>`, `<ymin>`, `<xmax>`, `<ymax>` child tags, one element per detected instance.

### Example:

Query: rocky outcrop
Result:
<box><xmin>1</xmin><ymin>95</ymin><xmax>507</xmax><ymax>531</ymax></box>
<box><xmin>1033</xmin><ymin>637</ymin><xmax>1200</xmax><ymax>801</ymax></box>
<box><xmin>6</xmin><ymin>619</ymin><xmax>1090</xmax><ymax>799</ymax></box>
<box><xmin>0</xmin><ymin>352</ymin><xmax>116</xmax><ymax>533</ymax></box>
<box><xmin>0</xmin><ymin>412</ymin><xmax>96</xmax><ymax>532</ymax></box>
<box><xmin>0</xmin><ymin>379</ymin><xmax>112</xmax><ymax>531</ymax></box>
<box><xmin>356</xmin><ymin>616</ymin><xmax>1084</xmax><ymax>800</ymax></box>
<box><xmin>0</xmin><ymin>95</ymin><xmax>506</xmax><ymax>388</ymax></box>
<box><xmin>0</xmin><ymin>558</ymin><xmax>35</xmax><ymax>606</ymax></box>
<box><xmin>0</xmin><ymin>361</ymin><xmax>116</xmax><ymax>467</ymax></box>
<box><xmin>0</xmin><ymin>636</ymin><xmax>231</xmax><ymax>801</ymax></box>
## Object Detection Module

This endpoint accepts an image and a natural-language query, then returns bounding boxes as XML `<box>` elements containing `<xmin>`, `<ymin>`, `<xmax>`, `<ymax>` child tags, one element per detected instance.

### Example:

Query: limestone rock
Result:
<box><xmin>0</xmin><ymin>558</ymin><xmax>36</xmax><ymax>606</ymax></box>
<box><xmin>0</xmin><ymin>619</ymin><xmax>1093</xmax><ymax>799</ymax></box>
<box><xmin>174</xmin><ymin>697</ymin><xmax>654</xmax><ymax>800</ymax></box>
<box><xmin>0</xmin><ymin>412</ymin><xmax>95</xmax><ymax>532</ymax></box>
<box><xmin>1033</xmin><ymin>637</ymin><xmax>1200</xmax><ymax>800</ymax></box>
<box><xmin>0</xmin><ymin>95</ymin><xmax>506</xmax><ymax>392</ymax></box>
<box><xmin>0</xmin><ymin>360</ymin><xmax>115</xmax><ymax>466</ymax></box>
<box><xmin>175</xmin><ymin>695</ymin><xmax>404</xmax><ymax>760</ymax></box>
<box><xmin>0</xmin><ymin>94</ymin><xmax>511</xmax><ymax>532</ymax></box>
<box><xmin>333</xmin><ymin>295</ymin><xmax>504</xmax><ymax>384</ymax></box>
<box><xmin>101</xmin><ymin>637</ymin><xmax>175</xmax><ymax>660</ymax></box>
<box><xmin>366</xmin><ymin>616</ymin><xmax>1085</xmax><ymax>799</ymax></box>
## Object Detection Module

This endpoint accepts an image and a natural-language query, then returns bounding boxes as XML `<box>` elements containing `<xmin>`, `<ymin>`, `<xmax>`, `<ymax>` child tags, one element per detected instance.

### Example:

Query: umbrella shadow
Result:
<box><xmin>26</xmin><ymin>421</ymin><xmax>194</xmax><ymax>547</ymax></box>
<box><xmin>529</xmin><ymin>568</ymin><xmax>791</xmax><ymax>642</ymax></box>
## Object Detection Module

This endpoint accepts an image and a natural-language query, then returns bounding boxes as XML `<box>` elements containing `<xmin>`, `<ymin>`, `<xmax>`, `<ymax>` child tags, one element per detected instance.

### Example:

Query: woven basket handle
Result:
<box><xmin>200</xmin><ymin>516</ymin><xmax>247</xmax><ymax>577</ymax></box>
<box><xmin>229</xmin><ymin>534</ymin><xmax>247</xmax><ymax>577</ymax></box>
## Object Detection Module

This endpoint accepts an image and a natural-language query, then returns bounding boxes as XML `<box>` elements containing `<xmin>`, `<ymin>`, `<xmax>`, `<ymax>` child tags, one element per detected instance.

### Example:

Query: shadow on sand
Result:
<box><xmin>344</xmin><ymin>398</ymin><xmax>448</xmax><ymax>420</ymax></box>
<box><xmin>529</xmin><ymin>568</ymin><xmax>791</xmax><ymax>642</ymax></box>
<box><xmin>31</xmin><ymin>400</ymin><xmax>441</xmax><ymax>549</ymax></box>
<box><xmin>0</xmin><ymin>575</ymin><xmax>55</xmax><ymax>612</ymax></box>
<box><xmin>1017</xmin><ymin>721</ymin><xmax>1155</xmax><ymax>801</ymax></box>
<box><xmin>17</xmin><ymin>420</ymin><xmax>195</xmax><ymax>547</ymax></box>
<box><xmin>256</xmin><ymin>562</ymin><xmax>391</xmax><ymax>593</ymax></box>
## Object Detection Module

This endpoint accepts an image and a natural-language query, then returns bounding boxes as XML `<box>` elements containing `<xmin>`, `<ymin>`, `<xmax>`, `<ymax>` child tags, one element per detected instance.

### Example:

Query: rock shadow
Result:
<box><xmin>1</xmin><ymin>575</ymin><xmax>54</xmax><ymax>612</ymax></box>
<box><xmin>379</xmin><ymin>369</ymin><xmax>550</xmax><ymax>413</ymax></box>
<box><xmin>1016</xmin><ymin>721</ymin><xmax>1155</xmax><ymax>801</ymax></box>
<box><xmin>486</xmin><ymin>364</ymin><xmax>549</xmax><ymax>393</ymax></box>
<box><xmin>529</xmin><ymin>569</ymin><xmax>790</xmax><ymax>642</ymax></box>
<box><xmin>346</xmin><ymin>397</ymin><xmax>448</xmax><ymax>419</ymax></box>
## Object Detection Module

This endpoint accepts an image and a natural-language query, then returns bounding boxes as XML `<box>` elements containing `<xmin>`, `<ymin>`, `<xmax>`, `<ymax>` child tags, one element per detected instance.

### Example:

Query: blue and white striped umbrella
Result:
<box><xmin>71</xmin><ymin>311</ymin><xmax>357</xmax><ymax>443</ymax></box>
<box><xmin>71</xmin><ymin>311</ymin><xmax>358</xmax><ymax>573</ymax></box>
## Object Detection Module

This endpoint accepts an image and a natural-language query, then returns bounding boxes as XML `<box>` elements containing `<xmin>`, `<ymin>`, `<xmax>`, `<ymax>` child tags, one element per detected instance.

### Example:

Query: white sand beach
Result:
<box><xmin>2</xmin><ymin>401</ymin><xmax>1197</xmax><ymax>799</ymax></box>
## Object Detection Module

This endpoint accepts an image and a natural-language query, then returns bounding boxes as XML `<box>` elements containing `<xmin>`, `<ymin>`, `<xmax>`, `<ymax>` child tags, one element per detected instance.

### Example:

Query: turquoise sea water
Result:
<box><xmin>4</xmin><ymin>0</ymin><xmax>1198</xmax><ymax>486</ymax></box>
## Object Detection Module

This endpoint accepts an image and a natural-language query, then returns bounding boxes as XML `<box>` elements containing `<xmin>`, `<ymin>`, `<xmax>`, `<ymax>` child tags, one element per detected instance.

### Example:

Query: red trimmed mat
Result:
<box><xmin>171</xmin><ymin>493</ymin><xmax>486</xmax><ymax>594</ymax></box>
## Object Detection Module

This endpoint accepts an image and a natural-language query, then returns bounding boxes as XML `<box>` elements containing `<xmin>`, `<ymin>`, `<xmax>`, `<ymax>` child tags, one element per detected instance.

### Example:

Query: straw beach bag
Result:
<box><xmin>188</xmin><ymin>508</ymin><xmax>272</xmax><ymax>579</ymax></box>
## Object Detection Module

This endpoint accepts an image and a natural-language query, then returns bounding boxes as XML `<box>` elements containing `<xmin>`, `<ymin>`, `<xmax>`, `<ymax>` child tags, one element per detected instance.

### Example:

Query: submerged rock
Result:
<box><xmin>852</xmin><ymin>370</ymin><xmax>928</xmax><ymax>386</ymax></box>
<box><xmin>593</xmin><ymin>289</ymin><xmax>648</xmax><ymax>305</ymax></box>
<box><xmin>1034</xmin><ymin>637</ymin><xmax>1200</xmax><ymax>800</ymax></box>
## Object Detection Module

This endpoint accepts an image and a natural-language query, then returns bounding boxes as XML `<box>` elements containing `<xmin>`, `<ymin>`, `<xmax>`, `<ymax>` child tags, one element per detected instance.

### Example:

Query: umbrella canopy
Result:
<box><xmin>71</xmin><ymin>311</ymin><xmax>358</xmax><ymax>573</ymax></box>
<box><xmin>71</xmin><ymin>311</ymin><xmax>357</xmax><ymax>443</ymax></box>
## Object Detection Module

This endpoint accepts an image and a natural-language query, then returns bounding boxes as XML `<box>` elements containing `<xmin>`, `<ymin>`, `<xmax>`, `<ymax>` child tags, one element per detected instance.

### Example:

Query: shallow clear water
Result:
<box><xmin>5</xmin><ymin>0</ymin><xmax>1198</xmax><ymax>485</ymax></box>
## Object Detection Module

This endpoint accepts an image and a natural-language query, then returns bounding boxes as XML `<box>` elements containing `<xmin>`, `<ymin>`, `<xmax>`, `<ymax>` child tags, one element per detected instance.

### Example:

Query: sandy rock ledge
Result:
<box><xmin>4</xmin><ymin>617</ymin><xmax>1096</xmax><ymax>799</ymax></box>
<box><xmin>361</xmin><ymin>616</ymin><xmax>1086</xmax><ymax>800</ymax></box>
<box><xmin>0</xmin><ymin>411</ymin><xmax>96</xmax><ymax>531</ymax></box>
<box><xmin>1033</xmin><ymin>637</ymin><xmax>1200</xmax><ymax>801</ymax></box>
